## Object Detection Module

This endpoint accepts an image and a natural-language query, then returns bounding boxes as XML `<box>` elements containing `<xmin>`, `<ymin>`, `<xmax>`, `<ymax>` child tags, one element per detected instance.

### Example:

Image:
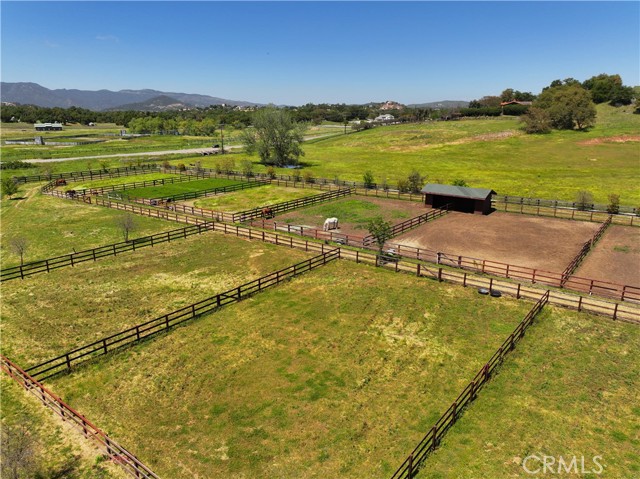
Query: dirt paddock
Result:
<box><xmin>275</xmin><ymin>196</ymin><xmax>428</xmax><ymax>237</ymax></box>
<box><xmin>394</xmin><ymin>211</ymin><xmax>601</xmax><ymax>273</ymax></box>
<box><xmin>574</xmin><ymin>225</ymin><xmax>640</xmax><ymax>287</ymax></box>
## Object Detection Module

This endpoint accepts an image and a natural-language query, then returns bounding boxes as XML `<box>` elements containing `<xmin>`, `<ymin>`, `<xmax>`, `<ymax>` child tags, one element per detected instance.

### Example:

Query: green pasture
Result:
<box><xmin>124</xmin><ymin>177</ymin><xmax>245</xmax><ymax>198</ymax></box>
<box><xmin>1</xmin><ymin>376</ymin><xmax>126</xmax><ymax>478</ymax></box>
<box><xmin>192</xmin><ymin>184</ymin><xmax>325</xmax><ymax>212</ymax></box>
<box><xmin>0</xmin><ymin>233</ymin><xmax>312</xmax><ymax>367</ymax></box>
<box><xmin>178</xmin><ymin>104</ymin><xmax>640</xmax><ymax>204</ymax></box>
<box><xmin>425</xmin><ymin>306</ymin><xmax>640</xmax><ymax>478</ymax></box>
<box><xmin>60</xmin><ymin>173</ymin><xmax>180</xmax><ymax>191</ymax></box>
<box><xmin>0</xmin><ymin>184</ymin><xmax>173</xmax><ymax>267</ymax></box>
<box><xmin>48</xmin><ymin>261</ymin><xmax>533</xmax><ymax>479</ymax></box>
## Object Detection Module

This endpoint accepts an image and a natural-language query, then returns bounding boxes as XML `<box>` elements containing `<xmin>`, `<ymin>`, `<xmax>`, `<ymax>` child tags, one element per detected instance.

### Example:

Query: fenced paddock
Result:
<box><xmin>394</xmin><ymin>211</ymin><xmax>601</xmax><ymax>273</ymax></box>
<box><xmin>43</xmin><ymin>261</ymin><xmax>536</xmax><ymax>479</ymax></box>
<box><xmin>274</xmin><ymin>196</ymin><xmax>429</xmax><ymax>237</ymax></box>
<box><xmin>574</xmin><ymin>225</ymin><xmax>640</xmax><ymax>287</ymax></box>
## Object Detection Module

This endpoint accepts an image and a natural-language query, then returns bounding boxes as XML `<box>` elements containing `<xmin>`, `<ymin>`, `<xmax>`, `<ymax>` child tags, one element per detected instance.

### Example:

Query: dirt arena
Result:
<box><xmin>275</xmin><ymin>196</ymin><xmax>428</xmax><ymax>237</ymax></box>
<box><xmin>574</xmin><ymin>225</ymin><xmax>640</xmax><ymax>287</ymax></box>
<box><xmin>394</xmin><ymin>211</ymin><xmax>601</xmax><ymax>272</ymax></box>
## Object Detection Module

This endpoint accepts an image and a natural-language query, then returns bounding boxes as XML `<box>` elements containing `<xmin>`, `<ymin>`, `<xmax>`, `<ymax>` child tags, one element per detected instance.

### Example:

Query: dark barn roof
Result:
<box><xmin>420</xmin><ymin>184</ymin><xmax>495</xmax><ymax>200</ymax></box>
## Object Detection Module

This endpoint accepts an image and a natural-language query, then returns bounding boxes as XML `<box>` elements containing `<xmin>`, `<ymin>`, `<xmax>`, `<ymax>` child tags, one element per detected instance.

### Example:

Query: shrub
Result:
<box><xmin>397</xmin><ymin>178</ymin><xmax>410</xmax><ymax>193</ymax></box>
<box><xmin>407</xmin><ymin>170</ymin><xmax>425</xmax><ymax>194</ymax></box>
<box><xmin>303</xmin><ymin>171</ymin><xmax>315</xmax><ymax>184</ymax></box>
<box><xmin>0</xmin><ymin>160</ymin><xmax>37</xmax><ymax>170</ymax></box>
<box><xmin>363</xmin><ymin>171</ymin><xmax>375</xmax><ymax>189</ymax></box>
<box><xmin>452</xmin><ymin>179</ymin><xmax>468</xmax><ymax>187</ymax></box>
<box><xmin>521</xmin><ymin>107</ymin><xmax>552</xmax><ymax>134</ymax></box>
<box><xmin>607</xmin><ymin>194</ymin><xmax>620</xmax><ymax>214</ymax></box>
<box><xmin>241</xmin><ymin>159</ymin><xmax>254</xmax><ymax>177</ymax></box>
<box><xmin>575</xmin><ymin>190</ymin><xmax>594</xmax><ymax>211</ymax></box>
<box><xmin>177</xmin><ymin>163</ymin><xmax>186</xmax><ymax>171</ymax></box>
<box><xmin>266</xmin><ymin>166</ymin><xmax>276</xmax><ymax>179</ymax></box>
<box><xmin>292</xmin><ymin>170</ymin><xmax>301</xmax><ymax>182</ymax></box>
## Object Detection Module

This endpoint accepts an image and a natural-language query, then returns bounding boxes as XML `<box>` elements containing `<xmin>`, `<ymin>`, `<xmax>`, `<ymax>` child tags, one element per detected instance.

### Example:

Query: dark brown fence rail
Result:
<box><xmin>15</xmin><ymin>165</ymin><xmax>158</xmax><ymax>184</ymax></box>
<box><xmin>25</xmin><ymin>250</ymin><xmax>340</xmax><ymax>381</ymax></box>
<box><xmin>389</xmin><ymin>291</ymin><xmax>550</xmax><ymax>479</ymax></box>
<box><xmin>560</xmin><ymin>215</ymin><xmax>612</xmax><ymax>286</ymax></box>
<box><xmin>1</xmin><ymin>356</ymin><xmax>160</xmax><ymax>479</ymax></box>
<box><xmin>362</xmin><ymin>206</ymin><xmax>449</xmax><ymax>245</ymax></box>
<box><xmin>494</xmin><ymin>200</ymin><xmax>636</xmax><ymax>226</ymax></box>
<box><xmin>1</xmin><ymin>223</ymin><xmax>215</xmax><ymax>281</ymax></box>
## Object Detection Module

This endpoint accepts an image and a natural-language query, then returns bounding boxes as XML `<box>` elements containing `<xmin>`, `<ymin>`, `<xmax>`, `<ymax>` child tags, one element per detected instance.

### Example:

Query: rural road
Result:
<box><xmin>21</xmin><ymin>133</ymin><xmax>340</xmax><ymax>163</ymax></box>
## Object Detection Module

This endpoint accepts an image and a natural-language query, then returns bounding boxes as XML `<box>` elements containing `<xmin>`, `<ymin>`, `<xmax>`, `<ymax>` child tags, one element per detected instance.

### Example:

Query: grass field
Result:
<box><xmin>172</xmin><ymin>104</ymin><xmax>640</xmax><ymax>204</ymax></box>
<box><xmin>191</xmin><ymin>184</ymin><xmax>325</xmax><ymax>212</ymax></box>
<box><xmin>0</xmin><ymin>232</ymin><xmax>312</xmax><ymax>367</ymax></box>
<box><xmin>0</xmin><ymin>184</ymin><xmax>173</xmax><ymax>267</ymax></box>
<box><xmin>47</xmin><ymin>261</ymin><xmax>534</xmax><ymax>479</ymax></box>
<box><xmin>424</xmin><ymin>306</ymin><xmax>640</xmax><ymax>479</ymax></box>
<box><xmin>1</xmin><ymin>376</ymin><xmax>127</xmax><ymax>479</ymax></box>
<box><xmin>123</xmin><ymin>177</ymin><xmax>246</xmax><ymax>198</ymax></box>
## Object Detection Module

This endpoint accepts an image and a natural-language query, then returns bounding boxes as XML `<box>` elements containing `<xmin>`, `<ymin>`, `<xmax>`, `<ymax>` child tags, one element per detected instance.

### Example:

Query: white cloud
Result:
<box><xmin>96</xmin><ymin>35</ymin><xmax>119</xmax><ymax>43</ymax></box>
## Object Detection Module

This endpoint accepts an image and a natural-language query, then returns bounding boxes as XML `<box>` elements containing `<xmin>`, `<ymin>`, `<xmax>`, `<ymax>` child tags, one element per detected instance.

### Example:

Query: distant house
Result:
<box><xmin>34</xmin><ymin>122</ymin><xmax>63</xmax><ymax>131</ymax></box>
<box><xmin>500</xmin><ymin>100</ymin><xmax>533</xmax><ymax>106</ymax></box>
<box><xmin>374</xmin><ymin>114</ymin><xmax>395</xmax><ymax>122</ymax></box>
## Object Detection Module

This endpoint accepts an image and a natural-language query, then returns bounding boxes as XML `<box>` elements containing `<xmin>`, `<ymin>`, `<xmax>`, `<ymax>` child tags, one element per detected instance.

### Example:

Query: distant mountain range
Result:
<box><xmin>0</xmin><ymin>82</ymin><xmax>261</xmax><ymax>111</ymax></box>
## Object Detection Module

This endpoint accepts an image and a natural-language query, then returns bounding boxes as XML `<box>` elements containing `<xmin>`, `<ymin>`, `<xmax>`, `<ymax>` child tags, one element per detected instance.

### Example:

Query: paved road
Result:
<box><xmin>23</xmin><ymin>145</ymin><xmax>243</xmax><ymax>163</ymax></box>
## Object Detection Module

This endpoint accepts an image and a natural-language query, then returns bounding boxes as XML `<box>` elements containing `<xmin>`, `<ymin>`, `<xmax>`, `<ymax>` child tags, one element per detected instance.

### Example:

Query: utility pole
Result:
<box><xmin>220</xmin><ymin>124</ymin><xmax>225</xmax><ymax>154</ymax></box>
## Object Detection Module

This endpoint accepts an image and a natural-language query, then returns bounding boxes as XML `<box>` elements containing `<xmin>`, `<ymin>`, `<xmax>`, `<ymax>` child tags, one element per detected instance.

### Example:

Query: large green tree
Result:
<box><xmin>240</xmin><ymin>107</ymin><xmax>305</xmax><ymax>166</ymax></box>
<box><xmin>535</xmin><ymin>84</ymin><xmax>596</xmax><ymax>130</ymax></box>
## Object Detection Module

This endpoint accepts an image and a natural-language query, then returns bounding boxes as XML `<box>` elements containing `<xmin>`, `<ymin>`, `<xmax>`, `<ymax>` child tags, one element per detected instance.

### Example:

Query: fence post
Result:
<box><xmin>516</xmin><ymin>283</ymin><xmax>521</xmax><ymax>299</ymax></box>
<box><xmin>438</xmin><ymin>268</ymin><xmax>442</xmax><ymax>282</ymax></box>
<box><xmin>613</xmin><ymin>303</ymin><xmax>618</xmax><ymax>320</ymax></box>
<box><xmin>416</xmin><ymin>263</ymin><xmax>420</xmax><ymax>276</ymax></box>
<box><xmin>408</xmin><ymin>454</ymin><xmax>414</xmax><ymax>479</ymax></box>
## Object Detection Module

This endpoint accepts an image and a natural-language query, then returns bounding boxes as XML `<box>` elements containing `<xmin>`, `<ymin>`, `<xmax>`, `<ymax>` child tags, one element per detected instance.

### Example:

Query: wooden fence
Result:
<box><xmin>61</xmin><ymin>172</ymin><xmax>211</xmax><ymax>197</ymax></box>
<box><xmin>493</xmin><ymin>194</ymin><xmax>638</xmax><ymax>216</ymax></box>
<box><xmin>14</xmin><ymin>164</ymin><xmax>158</xmax><ymax>184</ymax></box>
<box><xmin>128</xmin><ymin>178</ymin><xmax>270</xmax><ymax>203</ymax></box>
<box><xmin>389</xmin><ymin>291</ymin><xmax>550</xmax><ymax>479</ymax></box>
<box><xmin>1</xmin><ymin>355</ymin><xmax>160</xmax><ymax>479</ymax></box>
<box><xmin>232</xmin><ymin>188</ymin><xmax>353</xmax><ymax>222</ymax></box>
<box><xmin>494</xmin><ymin>200</ymin><xmax>637</xmax><ymax>226</ymax></box>
<box><xmin>38</xmin><ymin>188</ymin><xmax>640</xmax><ymax>303</ymax></box>
<box><xmin>25</xmin><ymin>250</ymin><xmax>340</xmax><ymax>381</ymax></box>
<box><xmin>560</xmin><ymin>215</ymin><xmax>612</xmax><ymax>286</ymax></box>
<box><xmin>1</xmin><ymin>223</ymin><xmax>215</xmax><ymax>281</ymax></box>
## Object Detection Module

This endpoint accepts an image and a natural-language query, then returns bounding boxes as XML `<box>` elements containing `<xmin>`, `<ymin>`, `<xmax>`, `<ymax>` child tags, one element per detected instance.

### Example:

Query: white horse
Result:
<box><xmin>323</xmin><ymin>217</ymin><xmax>339</xmax><ymax>231</ymax></box>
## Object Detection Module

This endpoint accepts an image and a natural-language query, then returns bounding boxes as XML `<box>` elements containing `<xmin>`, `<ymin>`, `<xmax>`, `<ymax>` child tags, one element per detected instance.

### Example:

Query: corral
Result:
<box><xmin>46</xmin><ymin>261</ymin><xmax>534</xmax><ymax>479</ymax></box>
<box><xmin>574</xmin><ymin>225</ymin><xmax>640</xmax><ymax>287</ymax></box>
<box><xmin>275</xmin><ymin>196</ymin><xmax>428</xmax><ymax>236</ymax></box>
<box><xmin>394</xmin><ymin>211</ymin><xmax>601</xmax><ymax>272</ymax></box>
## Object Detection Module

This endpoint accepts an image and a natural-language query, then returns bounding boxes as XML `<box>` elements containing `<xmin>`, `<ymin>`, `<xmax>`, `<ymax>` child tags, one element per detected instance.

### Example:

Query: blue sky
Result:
<box><xmin>1</xmin><ymin>1</ymin><xmax>638</xmax><ymax>105</ymax></box>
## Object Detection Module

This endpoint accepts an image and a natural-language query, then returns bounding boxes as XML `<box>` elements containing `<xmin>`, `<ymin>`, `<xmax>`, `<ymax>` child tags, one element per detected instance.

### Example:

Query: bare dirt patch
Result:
<box><xmin>573</xmin><ymin>225</ymin><xmax>640</xmax><ymax>287</ymax></box>
<box><xmin>579</xmin><ymin>134</ymin><xmax>640</xmax><ymax>145</ymax></box>
<box><xmin>394</xmin><ymin>211</ymin><xmax>601</xmax><ymax>272</ymax></box>
<box><xmin>275</xmin><ymin>196</ymin><xmax>429</xmax><ymax>237</ymax></box>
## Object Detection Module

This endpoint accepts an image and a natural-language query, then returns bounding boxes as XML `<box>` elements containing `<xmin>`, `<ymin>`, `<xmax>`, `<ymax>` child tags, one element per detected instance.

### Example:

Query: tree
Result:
<box><xmin>8</xmin><ymin>237</ymin><xmax>28</xmax><ymax>266</ymax></box>
<box><xmin>607</xmin><ymin>194</ymin><xmax>620</xmax><ymax>214</ymax></box>
<box><xmin>1</xmin><ymin>420</ymin><xmax>38</xmax><ymax>479</ymax></box>
<box><xmin>535</xmin><ymin>84</ymin><xmax>596</xmax><ymax>130</ymax></box>
<box><xmin>240</xmin><ymin>107</ymin><xmax>305</xmax><ymax>166</ymax></box>
<box><xmin>575</xmin><ymin>191</ymin><xmax>594</xmax><ymax>211</ymax></box>
<box><xmin>500</xmin><ymin>88</ymin><xmax>515</xmax><ymax>102</ymax></box>
<box><xmin>407</xmin><ymin>170</ymin><xmax>425</xmax><ymax>194</ymax></box>
<box><xmin>116</xmin><ymin>213</ymin><xmax>137</xmax><ymax>242</ymax></box>
<box><xmin>520</xmin><ymin>107</ymin><xmax>552</xmax><ymax>134</ymax></box>
<box><xmin>1</xmin><ymin>177</ymin><xmax>19</xmax><ymax>199</ymax></box>
<box><xmin>240</xmin><ymin>159</ymin><xmax>254</xmax><ymax>177</ymax></box>
<box><xmin>367</xmin><ymin>216</ymin><xmax>393</xmax><ymax>256</ymax></box>
<box><xmin>363</xmin><ymin>171</ymin><xmax>375</xmax><ymax>189</ymax></box>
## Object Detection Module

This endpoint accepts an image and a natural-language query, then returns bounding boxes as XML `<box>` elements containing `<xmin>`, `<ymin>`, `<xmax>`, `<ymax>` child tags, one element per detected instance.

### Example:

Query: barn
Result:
<box><xmin>421</xmin><ymin>183</ymin><xmax>495</xmax><ymax>215</ymax></box>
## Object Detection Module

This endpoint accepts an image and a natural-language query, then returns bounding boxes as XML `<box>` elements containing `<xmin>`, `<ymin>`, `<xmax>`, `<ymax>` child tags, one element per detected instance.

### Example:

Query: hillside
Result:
<box><xmin>0</xmin><ymin>82</ymin><xmax>260</xmax><ymax>111</ymax></box>
<box><xmin>104</xmin><ymin>95</ymin><xmax>194</xmax><ymax>112</ymax></box>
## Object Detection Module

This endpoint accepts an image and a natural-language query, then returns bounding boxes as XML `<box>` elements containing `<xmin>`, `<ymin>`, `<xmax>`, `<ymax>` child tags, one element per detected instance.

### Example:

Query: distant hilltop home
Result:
<box><xmin>380</xmin><ymin>100</ymin><xmax>404</xmax><ymax>111</ymax></box>
<box><xmin>374</xmin><ymin>114</ymin><xmax>395</xmax><ymax>122</ymax></box>
<box><xmin>34</xmin><ymin>122</ymin><xmax>63</xmax><ymax>131</ymax></box>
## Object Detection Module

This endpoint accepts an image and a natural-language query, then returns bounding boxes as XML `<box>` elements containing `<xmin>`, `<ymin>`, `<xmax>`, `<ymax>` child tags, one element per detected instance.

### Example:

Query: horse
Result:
<box><xmin>323</xmin><ymin>217</ymin><xmax>338</xmax><ymax>231</ymax></box>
